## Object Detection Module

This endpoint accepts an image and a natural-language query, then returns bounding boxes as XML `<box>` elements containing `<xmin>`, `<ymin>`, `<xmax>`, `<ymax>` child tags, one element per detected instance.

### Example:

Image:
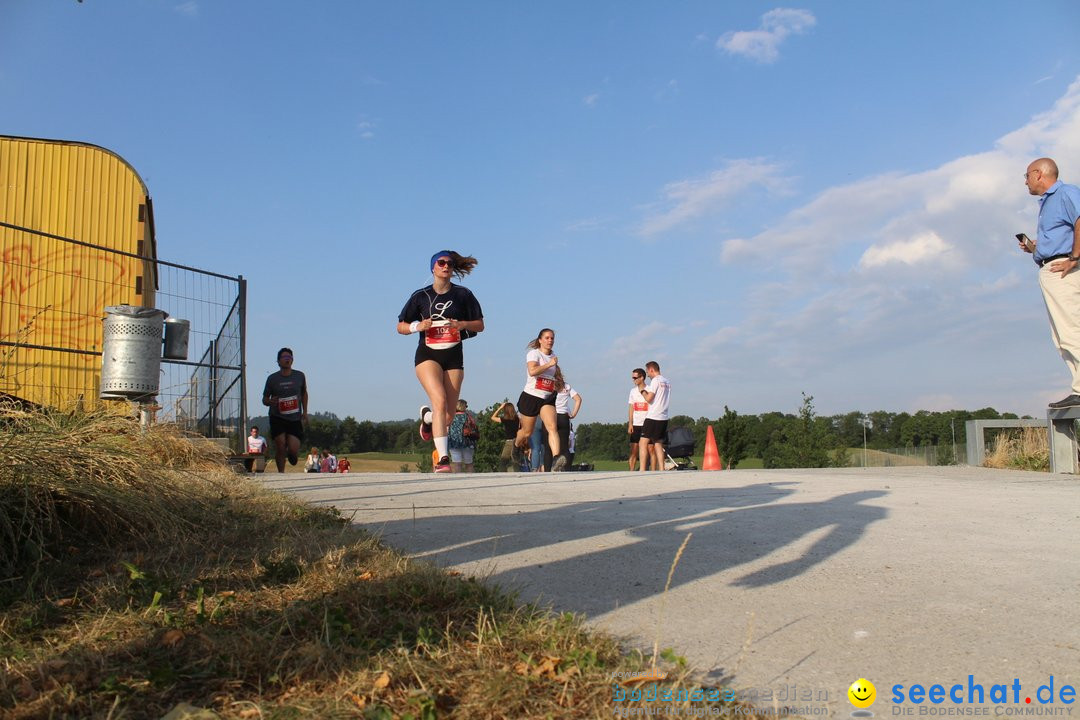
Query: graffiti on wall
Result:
<box><xmin>1</xmin><ymin>240</ymin><xmax>132</xmax><ymax>361</ymax></box>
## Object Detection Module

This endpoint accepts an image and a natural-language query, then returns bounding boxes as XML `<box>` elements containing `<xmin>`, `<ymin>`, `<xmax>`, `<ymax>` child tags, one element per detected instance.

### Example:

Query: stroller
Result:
<box><xmin>663</xmin><ymin>426</ymin><xmax>697</xmax><ymax>470</ymax></box>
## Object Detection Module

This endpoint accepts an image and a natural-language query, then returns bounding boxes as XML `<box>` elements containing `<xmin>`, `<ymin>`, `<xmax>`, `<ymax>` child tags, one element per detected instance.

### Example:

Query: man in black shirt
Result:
<box><xmin>262</xmin><ymin>347</ymin><xmax>308</xmax><ymax>473</ymax></box>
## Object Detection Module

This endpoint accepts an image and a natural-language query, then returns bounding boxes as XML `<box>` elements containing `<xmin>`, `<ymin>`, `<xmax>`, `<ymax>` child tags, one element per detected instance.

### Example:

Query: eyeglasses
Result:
<box><xmin>435</xmin><ymin>258</ymin><xmax>451</xmax><ymax>267</ymax></box>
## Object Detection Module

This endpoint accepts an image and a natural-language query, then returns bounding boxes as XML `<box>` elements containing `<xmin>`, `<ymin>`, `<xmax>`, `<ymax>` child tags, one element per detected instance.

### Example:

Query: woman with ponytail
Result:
<box><xmin>397</xmin><ymin>251</ymin><xmax>484</xmax><ymax>473</ymax></box>
<box><xmin>513</xmin><ymin>328</ymin><xmax>567</xmax><ymax>472</ymax></box>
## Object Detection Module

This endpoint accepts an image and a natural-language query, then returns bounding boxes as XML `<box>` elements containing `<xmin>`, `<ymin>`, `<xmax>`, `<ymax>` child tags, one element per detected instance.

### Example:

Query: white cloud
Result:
<box><xmin>583</xmin><ymin>93</ymin><xmax>599</xmax><ymax>108</ymax></box>
<box><xmin>639</xmin><ymin>158</ymin><xmax>793</xmax><ymax>237</ymax></box>
<box><xmin>859</xmin><ymin>231</ymin><xmax>955</xmax><ymax>269</ymax></box>
<box><xmin>712</xmin><ymin>73</ymin><xmax>1080</xmax><ymax>271</ymax></box>
<box><xmin>717</xmin><ymin>152</ymin><xmax>1028</xmax><ymax>270</ymax></box>
<box><xmin>564</xmin><ymin>216</ymin><xmax>608</xmax><ymax>232</ymax></box>
<box><xmin>174</xmin><ymin>1</ymin><xmax>198</xmax><ymax>17</ymax></box>
<box><xmin>608</xmin><ymin>321</ymin><xmax>673</xmax><ymax>360</ymax></box>
<box><xmin>962</xmin><ymin>272</ymin><xmax>1023</xmax><ymax>299</ymax></box>
<box><xmin>693</xmin><ymin>326</ymin><xmax>741</xmax><ymax>358</ymax></box>
<box><xmin>679</xmin><ymin>76</ymin><xmax>1080</xmax><ymax>416</ymax></box>
<box><xmin>357</xmin><ymin>118</ymin><xmax>376</xmax><ymax>139</ymax></box>
<box><xmin>717</xmin><ymin>8</ymin><xmax>816</xmax><ymax>64</ymax></box>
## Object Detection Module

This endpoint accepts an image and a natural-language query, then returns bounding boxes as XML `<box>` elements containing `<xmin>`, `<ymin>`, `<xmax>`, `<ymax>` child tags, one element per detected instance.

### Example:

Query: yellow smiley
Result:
<box><xmin>848</xmin><ymin>678</ymin><xmax>876</xmax><ymax>709</ymax></box>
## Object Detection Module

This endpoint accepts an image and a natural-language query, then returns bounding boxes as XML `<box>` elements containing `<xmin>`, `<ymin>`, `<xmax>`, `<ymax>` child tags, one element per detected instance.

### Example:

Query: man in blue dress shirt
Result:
<box><xmin>1022</xmin><ymin>158</ymin><xmax>1080</xmax><ymax>408</ymax></box>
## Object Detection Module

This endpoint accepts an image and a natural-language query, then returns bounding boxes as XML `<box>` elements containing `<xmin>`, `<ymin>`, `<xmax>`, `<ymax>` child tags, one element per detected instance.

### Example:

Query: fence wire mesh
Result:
<box><xmin>1</xmin><ymin>221</ymin><xmax>246</xmax><ymax>451</ymax></box>
<box><xmin>848</xmin><ymin>444</ymin><xmax>966</xmax><ymax>467</ymax></box>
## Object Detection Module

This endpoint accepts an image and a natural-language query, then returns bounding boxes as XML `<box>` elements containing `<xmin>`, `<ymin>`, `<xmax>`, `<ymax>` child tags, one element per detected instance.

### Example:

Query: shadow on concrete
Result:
<box><xmin>260</xmin><ymin>475</ymin><xmax>890</xmax><ymax>692</ymax></box>
<box><xmin>336</xmin><ymin>482</ymin><xmax>888</xmax><ymax>610</ymax></box>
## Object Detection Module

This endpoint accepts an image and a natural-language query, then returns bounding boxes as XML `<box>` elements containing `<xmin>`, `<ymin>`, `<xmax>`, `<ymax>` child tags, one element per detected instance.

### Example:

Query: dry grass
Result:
<box><xmin>0</xmin><ymin>407</ymin><xmax>766</xmax><ymax>719</ymax></box>
<box><xmin>0</xmin><ymin>401</ymin><xmax>224</xmax><ymax>580</ymax></box>
<box><xmin>983</xmin><ymin>427</ymin><xmax>1050</xmax><ymax>471</ymax></box>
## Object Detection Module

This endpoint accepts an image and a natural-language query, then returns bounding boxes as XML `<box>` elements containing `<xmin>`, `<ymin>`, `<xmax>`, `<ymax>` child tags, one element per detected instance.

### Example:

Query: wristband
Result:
<box><xmin>409</xmin><ymin>321</ymin><xmax>420</xmax><ymax>333</ymax></box>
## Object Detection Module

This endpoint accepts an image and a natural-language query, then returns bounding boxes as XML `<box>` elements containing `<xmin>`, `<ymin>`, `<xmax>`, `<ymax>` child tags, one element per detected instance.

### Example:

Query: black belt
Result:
<box><xmin>1037</xmin><ymin>253</ymin><xmax>1070</xmax><ymax>267</ymax></box>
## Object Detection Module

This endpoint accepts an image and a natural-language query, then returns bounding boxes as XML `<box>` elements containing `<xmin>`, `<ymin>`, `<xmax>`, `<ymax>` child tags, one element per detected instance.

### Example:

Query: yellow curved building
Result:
<box><xmin>0</xmin><ymin>135</ymin><xmax>157</xmax><ymax>408</ymax></box>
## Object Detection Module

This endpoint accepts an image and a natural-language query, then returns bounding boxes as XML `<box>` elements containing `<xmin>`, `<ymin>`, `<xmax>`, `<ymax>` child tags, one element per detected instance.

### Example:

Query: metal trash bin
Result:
<box><xmin>100</xmin><ymin>305</ymin><xmax>167</xmax><ymax>400</ymax></box>
<box><xmin>163</xmin><ymin>317</ymin><xmax>190</xmax><ymax>360</ymax></box>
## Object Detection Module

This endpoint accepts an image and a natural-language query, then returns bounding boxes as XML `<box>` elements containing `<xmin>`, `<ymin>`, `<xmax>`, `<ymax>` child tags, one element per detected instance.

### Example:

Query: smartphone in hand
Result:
<box><xmin>1016</xmin><ymin>233</ymin><xmax>1035</xmax><ymax>252</ymax></box>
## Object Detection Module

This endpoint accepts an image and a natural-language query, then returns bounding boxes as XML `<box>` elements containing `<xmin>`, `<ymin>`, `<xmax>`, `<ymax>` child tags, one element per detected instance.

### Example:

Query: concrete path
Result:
<box><xmin>257</xmin><ymin>467</ymin><xmax>1079</xmax><ymax>716</ymax></box>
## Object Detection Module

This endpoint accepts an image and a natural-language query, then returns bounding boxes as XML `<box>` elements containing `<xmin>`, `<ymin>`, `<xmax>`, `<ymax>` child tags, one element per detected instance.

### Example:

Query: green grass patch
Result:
<box><xmin>279</xmin><ymin>452</ymin><xmax>421</xmax><ymax>473</ymax></box>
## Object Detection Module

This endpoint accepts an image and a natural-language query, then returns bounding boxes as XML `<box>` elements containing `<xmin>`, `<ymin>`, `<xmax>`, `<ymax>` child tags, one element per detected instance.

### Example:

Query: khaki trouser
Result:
<box><xmin>498</xmin><ymin>439</ymin><xmax>515</xmax><ymax>472</ymax></box>
<box><xmin>1038</xmin><ymin>263</ymin><xmax>1080</xmax><ymax>394</ymax></box>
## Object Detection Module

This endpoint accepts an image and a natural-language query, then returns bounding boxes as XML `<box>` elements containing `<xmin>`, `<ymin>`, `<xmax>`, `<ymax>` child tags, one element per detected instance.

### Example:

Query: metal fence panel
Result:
<box><xmin>1</xmin><ymin>221</ymin><xmax>246</xmax><ymax>451</ymax></box>
<box><xmin>848</xmin><ymin>444</ymin><xmax>967</xmax><ymax>467</ymax></box>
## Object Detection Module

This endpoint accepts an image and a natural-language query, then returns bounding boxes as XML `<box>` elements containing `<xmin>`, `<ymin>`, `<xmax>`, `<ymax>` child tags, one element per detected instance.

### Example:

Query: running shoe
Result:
<box><xmin>552</xmin><ymin>455</ymin><xmax>568</xmax><ymax>472</ymax></box>
<box><xmin>434</xmin><ymin>455</ymin><xmax>452</xmax><ymax>473</ymax></box>
<box><xmin>419</xmin><ymin>405</ymin><xmax>433</xmax><ymax>441</ymax></box>
<box><xmin>287</xmin><ymin>451</ymin><xmax>298</xmax><ymax>466</ymax></box>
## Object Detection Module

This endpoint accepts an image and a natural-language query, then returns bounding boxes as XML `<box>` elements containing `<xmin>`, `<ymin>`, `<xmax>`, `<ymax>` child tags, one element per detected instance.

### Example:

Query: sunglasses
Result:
<box><xmin>435</xmin><ymin>258</ymin><xmax>451</xmax><ymax>267</ymax></box>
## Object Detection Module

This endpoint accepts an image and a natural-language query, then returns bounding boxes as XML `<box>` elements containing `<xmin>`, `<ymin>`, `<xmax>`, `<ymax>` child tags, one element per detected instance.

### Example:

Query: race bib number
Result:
<box><xmin>633</xmin><ymin>402</ymin><xmax>649</xmax><ymax>411</ymax></box>
<box><xmin>425</xmin><ymin>321</ymin><xmax>461</xmax><ymax>350</ymax></box>
<box><xmin>534</xmin><ymin>376</ymin><xmax>555</xmax><ymax>393</ymax></box>
<box><xmin>278</xmin><ymin>395</ymin><xmax>299</xmax><ymax>414</ymax></box>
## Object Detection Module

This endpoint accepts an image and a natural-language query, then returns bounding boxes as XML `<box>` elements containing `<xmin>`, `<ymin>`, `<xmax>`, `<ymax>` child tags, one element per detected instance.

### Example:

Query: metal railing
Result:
<box><xmin>848</xmin><ymin>444</ymin><xmax>967</xmax><ymax>467</ymax></box>
<box><xmin>0</xmin><ymin>220</ymin><xmax>247</xmax><ymax>451</ymax></box>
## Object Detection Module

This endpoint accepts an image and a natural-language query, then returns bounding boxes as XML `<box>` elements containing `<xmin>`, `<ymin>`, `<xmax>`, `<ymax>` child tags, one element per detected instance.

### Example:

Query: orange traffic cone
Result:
<box><xmin>703</xmin><ymin>425</ymin><xmax>723</xmax><ymax>471</ymax></box>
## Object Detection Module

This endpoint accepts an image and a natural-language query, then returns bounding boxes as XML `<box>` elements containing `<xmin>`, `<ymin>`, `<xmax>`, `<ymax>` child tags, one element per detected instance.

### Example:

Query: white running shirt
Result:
<box><xmin>555</xmin><ymin>385</ymin><xmax>579</xmax><ymax>414</ymax></box>
<box><xmin>644</xmin><ymin>374</ymin><xmax>670</xmax><ymax>420</ymax></box>
<box><xmin>628</xmin><ymin>388</ymin><xmax>649</xmax><ymax>426</ymax></box>
<box><xmin>523</xmin><ymin>349</ymin><xmax>557</xmax><ymax>398</ymax></box>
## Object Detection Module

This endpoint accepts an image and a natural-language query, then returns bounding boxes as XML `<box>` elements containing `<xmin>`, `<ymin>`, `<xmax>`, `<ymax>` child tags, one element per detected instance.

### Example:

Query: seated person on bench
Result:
<box><xmin>245</xmin><ymin>425</ymin><xmax>268</xmax><ymax>472</ymax></box>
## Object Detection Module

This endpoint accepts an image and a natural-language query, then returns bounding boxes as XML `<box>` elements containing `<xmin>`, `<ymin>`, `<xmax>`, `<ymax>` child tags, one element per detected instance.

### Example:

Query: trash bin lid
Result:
<box><xmin>104</xmin><ymin>305</ymin><xmax>168</xmax><ymax>319</ymax></box>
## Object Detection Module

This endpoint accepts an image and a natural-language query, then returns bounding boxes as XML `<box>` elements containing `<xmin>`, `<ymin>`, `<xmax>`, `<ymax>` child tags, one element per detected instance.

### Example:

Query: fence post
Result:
<box><xmin>238</xmin><ymin>275</ymin><xmax>247</xmax><ymax>445</ymax></box>
<box><xmin>1047</xmin><ymin>408</ymin><xmax>1080</xmax><ymax>473</ymax></box>
<box><xmin>208</xmin><ymin>339</ymin><xmax>218</xmax><ymax>438</ymax></box>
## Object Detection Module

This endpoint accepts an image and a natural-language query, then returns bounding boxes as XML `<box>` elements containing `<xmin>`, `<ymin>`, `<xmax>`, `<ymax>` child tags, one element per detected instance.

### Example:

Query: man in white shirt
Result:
<box><xmin>627</xmin><ymin>368</ymin><xmax>650</xmax><ymax>470</ymax></box>
<box><xmin>638</xmin><ymin>361</ymin><xmax>671</xmax><ymax>472</ymax></box>
<box><xmin>245</xmin><ymin>426</ymin><xmax>268</xmax><ymax>472</ymax></box>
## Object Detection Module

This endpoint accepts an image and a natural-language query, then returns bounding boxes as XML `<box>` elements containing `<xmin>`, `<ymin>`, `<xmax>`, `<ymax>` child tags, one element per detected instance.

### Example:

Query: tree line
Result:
<box><xmin>251</xmin><ymin>394</ymin><xmax>1024</xmax><ymax>470</ymax></box>
<box><xmin>574</xmin><ymin>395</ymin><xmax>1021</xmax><ymax>468</ymax></box>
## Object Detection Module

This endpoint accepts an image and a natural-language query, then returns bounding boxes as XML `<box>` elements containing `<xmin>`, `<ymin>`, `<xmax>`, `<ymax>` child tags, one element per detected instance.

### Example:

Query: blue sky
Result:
<box><xmin>4</xmin><ymin>1</ymin><xmax>1080</xmax><ymax>424</ymax></box>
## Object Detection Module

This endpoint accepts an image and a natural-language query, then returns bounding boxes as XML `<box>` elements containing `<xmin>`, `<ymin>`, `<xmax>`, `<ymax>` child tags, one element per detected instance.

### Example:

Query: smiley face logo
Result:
<box><xmin>848</xmin><ymin>678</ymin><xmax>876</xmax><ymax>709</ymax></box>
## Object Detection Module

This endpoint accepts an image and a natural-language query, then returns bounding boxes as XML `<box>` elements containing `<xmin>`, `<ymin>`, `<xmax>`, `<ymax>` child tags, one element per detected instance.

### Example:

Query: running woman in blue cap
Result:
<box><xmin>397</xmin><ymin>250</ymin><xmax>484</xmax><ymax>473</ymax></box>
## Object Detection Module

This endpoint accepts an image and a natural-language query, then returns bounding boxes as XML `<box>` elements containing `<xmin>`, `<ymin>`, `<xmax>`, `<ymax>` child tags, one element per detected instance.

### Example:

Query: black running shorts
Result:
<box><xmin>640</xmin><ymin>418</ymin><xmax>668</xmax><ymax>442</ymax></box>
<box><xmin>414</xmin><ymin>342</ymin><xmax>464</xmax><ymax>370</ymax></box>
<box><xmin>270</xmin><ymin>416</ymin><xmax>305</xmax><ymax>442</ymax></box>
<box><xmin>516</xmin><ymin>391</ymin><xmax>555</xmax><ymax>418</ymax></box>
